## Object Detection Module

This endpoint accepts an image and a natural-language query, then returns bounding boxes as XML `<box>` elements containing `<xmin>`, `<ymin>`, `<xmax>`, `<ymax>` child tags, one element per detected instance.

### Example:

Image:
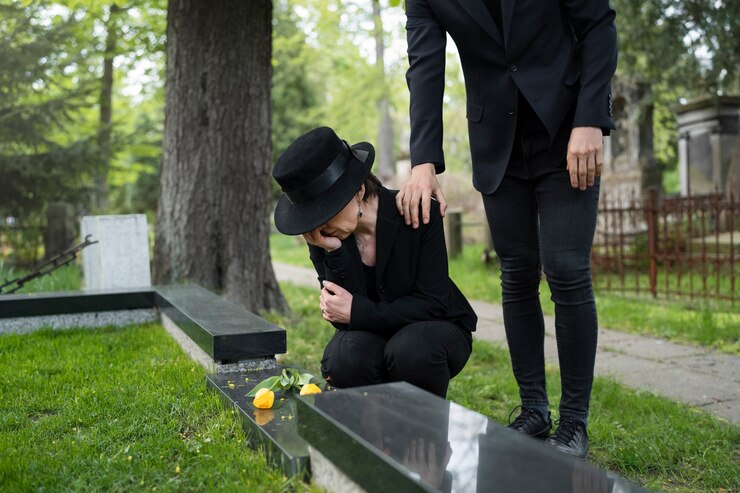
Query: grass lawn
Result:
<box><xmin>270</xmin><ymin>233</ymin><xmax>740</xmax><ymax>354</ymax></box>
<box><xmin>0</xmin><ymin>262</ymin><xmax>82</xmax><ymax>294</ymax></box>
<box><xmin>0</xmin><ymin>323</ymin><xmax>313</xmax><ymax>492</ymax></box>
<box><xmin>270</xmin><ymin>282</ymin><xmax>740</xmax><ymax>493</ymax></box>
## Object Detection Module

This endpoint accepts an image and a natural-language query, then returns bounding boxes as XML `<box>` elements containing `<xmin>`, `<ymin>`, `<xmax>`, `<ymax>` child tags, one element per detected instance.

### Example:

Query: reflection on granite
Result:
<box><xmin>155</xmin><ymin>284</ymin><xmax>286</xmax><ymax>361</ymax></box>
<box><xmin>297</xmin><ymin>382</ymin><xmax>650</xmax><ymax>493</ymax></box>
<box><xmin>206</xmin><ymin>367</ymin><xmax>309</xmax><ymax>477</ymax></box>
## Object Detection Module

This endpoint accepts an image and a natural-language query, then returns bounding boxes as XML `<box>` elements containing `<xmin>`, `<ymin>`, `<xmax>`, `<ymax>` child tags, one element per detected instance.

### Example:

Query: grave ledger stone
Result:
<box><xmin>297</xmin><ymin>382</ymin><xmax>649</xmax><ymax>493</ymax></box>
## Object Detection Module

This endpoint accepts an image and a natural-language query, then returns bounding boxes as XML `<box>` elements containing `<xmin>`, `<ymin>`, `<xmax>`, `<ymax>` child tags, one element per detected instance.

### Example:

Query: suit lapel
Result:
<box><xmin>375</xmin><ymin>189</ymin><xmax>401</xmax><ymax>282</ymax></box>
<box><xmin>456</xmin><ymin>0</ymin><xmax>503</xmax><ymax>46</ymax></box>
<box><xmin>501</xmin><ymin>0</ymin><xmax>515</xmax><ymax>50</ymax></box>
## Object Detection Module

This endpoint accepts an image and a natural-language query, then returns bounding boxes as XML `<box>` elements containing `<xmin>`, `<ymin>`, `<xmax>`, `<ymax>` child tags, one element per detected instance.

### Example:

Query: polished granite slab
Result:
<box><xmin>156</xmin><ymin>284</ymin><xmax>286</xmax><ymax>362</ymax></box>
<box><xmin>0</xmin><ymin>284</ymin><xmax>286</xmax><ymax>363</ymax></box>
<box><xmin>206</xmin><ymin>367</ymin><xmax>310</xmax><ymax>477</ymax></box>
<box><xmin>0</xmin><ymin>287</ymin><xmax>155</xmax><ymax>318</ymax></box>
<box><xmin>297</xmin><ymin>382</ymin><xmax>650</xmax><ymax>493</ymax></box>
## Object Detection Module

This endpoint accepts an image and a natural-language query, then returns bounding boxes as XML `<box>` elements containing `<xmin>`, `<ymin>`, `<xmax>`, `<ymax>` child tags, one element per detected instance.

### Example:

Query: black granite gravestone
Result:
<box><xmin>206</xmin><ymin>368</ymin><xmax>310</xmax><ymax>477</ymax></box>
<box><xmin>296</xmin><ymin>382</ymin><xmax>651</xmax><ymax>493</ymax></box>
<box><xmin>156</xmin><ymin>285</ymin><xmax>286</xmax><ymax>362</ymax></box>
<box><xmin>0</xmin><ymin>284</ymin><xmax>287</xmax><ymax>363</ymax></box>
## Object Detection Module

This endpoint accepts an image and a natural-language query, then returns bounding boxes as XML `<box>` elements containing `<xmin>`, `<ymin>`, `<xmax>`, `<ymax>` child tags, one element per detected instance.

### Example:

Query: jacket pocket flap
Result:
<box><xmin>466</xmin><ymin>103</ymin><xmax>484</xmax><ymax>123</ymax></box>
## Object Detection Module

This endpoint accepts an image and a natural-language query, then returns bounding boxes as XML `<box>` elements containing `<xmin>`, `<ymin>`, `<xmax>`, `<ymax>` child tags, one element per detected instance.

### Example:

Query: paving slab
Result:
<box><xmin>698</xmin><ymin>399</ymin><xmax>740</xmax><ymax>424</ymax></box>
<box><xmin>601</xmin><ymin>334</ymin><xmax>707</xmax><ymax>360</ymax></box>
<box><xmin>273</xmin><ymin>262</ymin><xmax>740</xmax><ymax>425</ymax></box>
<box><xmin>627</xmin><ymin>366</ymin><xmax>738</xmax><ymax>407</ymax></box>
<box><xmin>594</xmin><ymin>351</ymin><xmax>668</xmax><ymax>378</ymax></box>
<box><xmin>668</xmin><ymin>353</ymin><xmax>740</xmax><ymax>382</ymax></box>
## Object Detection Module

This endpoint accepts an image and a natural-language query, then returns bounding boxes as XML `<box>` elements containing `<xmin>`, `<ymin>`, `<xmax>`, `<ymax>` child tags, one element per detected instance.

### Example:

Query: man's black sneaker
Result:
<box><xmin>507</xmin><ymin>406</ymin><xmax>552</xmax><ymax>439</ymax></box>
<box><xmin>546</xmin><ymin>418</ymin><xmax>589</xmax><ymax>459</ymax></box>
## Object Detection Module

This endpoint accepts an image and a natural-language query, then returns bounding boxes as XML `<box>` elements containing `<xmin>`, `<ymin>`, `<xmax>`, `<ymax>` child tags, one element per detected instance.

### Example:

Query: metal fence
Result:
<box><xmin>592</xmin><ymin>189</ymin><xmax>738</xmax><ymax>304</ymax></box>
<box><xmin>0</xmin><ymin>220</ymin><xmax>46</xmax><ymax>268</ymax></box>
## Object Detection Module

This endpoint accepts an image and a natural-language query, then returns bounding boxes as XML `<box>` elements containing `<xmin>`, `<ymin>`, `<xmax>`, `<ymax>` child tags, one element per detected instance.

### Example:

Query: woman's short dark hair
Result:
<box><xmin>361</xmin><ymin>172</ymin><xmax>383</xmax><ymax>201</ymax></box>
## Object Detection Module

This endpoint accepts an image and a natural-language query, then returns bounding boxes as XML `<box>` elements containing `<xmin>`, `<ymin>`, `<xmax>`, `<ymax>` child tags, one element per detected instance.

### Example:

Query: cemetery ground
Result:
<box><xmin>1</xmin><ymin>248</ymin><xmax>738</xmax><ymax>492</ymax></box>
<box><xmin>271</xmin><ymin>234</ymin><xmax>740</xmax><ymax>355</ymax></box>
<box><xmin>0</xmin><ymin>324</ymin><xmax>316</xmax><ymax>492</ymax></box>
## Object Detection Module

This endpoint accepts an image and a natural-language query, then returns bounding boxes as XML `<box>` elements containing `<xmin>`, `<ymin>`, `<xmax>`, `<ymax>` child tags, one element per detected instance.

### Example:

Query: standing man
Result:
<box><xmin>397</xmin><ymin>0</ymin><xmax>617</xmax><ymax>458</ymax></box>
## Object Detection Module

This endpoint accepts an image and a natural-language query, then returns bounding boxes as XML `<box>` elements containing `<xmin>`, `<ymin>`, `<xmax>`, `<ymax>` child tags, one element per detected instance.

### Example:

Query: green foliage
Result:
<box><xmin>0</xmin><ymin>2</ymin><xmax>101</xmax><ymax>216</ymax></box>
<box><xmin>272</xmin><ymin>0</ymin><xmax>320</xmax><ymax>164</ymax></box>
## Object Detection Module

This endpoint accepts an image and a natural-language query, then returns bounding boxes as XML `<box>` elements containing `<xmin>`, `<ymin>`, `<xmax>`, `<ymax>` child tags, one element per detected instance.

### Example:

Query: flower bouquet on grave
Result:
<box><xmin>247</xmin><ymin>368</ymin><xmax>323</xmax><ymax>409</ymax></box>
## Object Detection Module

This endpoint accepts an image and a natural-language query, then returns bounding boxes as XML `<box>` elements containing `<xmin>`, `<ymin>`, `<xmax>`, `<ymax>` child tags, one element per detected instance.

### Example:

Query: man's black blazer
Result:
<box><xmin>308</xmin><ymin>187</ymin><xmax>477</xmax><ymax>334</ymax></box>
<box><xmin>405</xmin><ymin>0</ymin><xmax>618</xmax><ymax>194</ymax></box>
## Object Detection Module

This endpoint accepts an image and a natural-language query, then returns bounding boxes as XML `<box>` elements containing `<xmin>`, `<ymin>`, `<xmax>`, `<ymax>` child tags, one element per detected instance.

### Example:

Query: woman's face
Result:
<box><xmin>318</xmin><ymin>187</ymin><xmax>364</xmax><ymax>240</ymax></box>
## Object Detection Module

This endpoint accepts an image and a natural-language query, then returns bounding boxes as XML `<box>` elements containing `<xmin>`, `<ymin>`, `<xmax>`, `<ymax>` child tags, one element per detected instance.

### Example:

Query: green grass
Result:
<box><xmin>446</xmin><ymin>245</ymin><xmax>740</xmax><ymax>355</ymax></box>
<box><xmin>270</xmin><ymin>234</ymin><xmax>740</xmax><ymax>354</ymax></box>
<box><xmin>0</xmin><ymin>261</ymin><xmax>82</xmax><ymax>294</ymax></box>
<box><xmin>270</xmin><ymin>234</ymin><xmax>314</xmax><ymax>270</ymax></box>
<box><xmin>0</xmin><ymin>324</ymin><xmax>310</xmax><ymax>492</ymax></box>
<box><xmin>269</xmin><ymin>282</ymin><xmax>740</xmax><ymax>493</ymax></box>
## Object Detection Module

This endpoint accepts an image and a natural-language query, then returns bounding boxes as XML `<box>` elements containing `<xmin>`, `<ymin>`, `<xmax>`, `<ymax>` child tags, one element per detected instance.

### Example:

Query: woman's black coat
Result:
<box><xmin>308</xmin><ymin>187</ymin><xmax>477</xmax><ymax>334</ymax></box>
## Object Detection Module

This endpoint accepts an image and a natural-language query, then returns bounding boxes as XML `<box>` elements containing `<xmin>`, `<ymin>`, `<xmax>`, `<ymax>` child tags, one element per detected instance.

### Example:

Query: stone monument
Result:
<box><xmin>601</xmin><ymin>76</ymin><xmax>661</xmax><ymax>201</ymax></box>
<box><xmin>80</xmin><ymin>214</ymin><xmax>152</xmax><ymax>289</ymax></box>
<box><xmin>43</xmin><ymin>201</ymin><xmax>76</xmax><ymax>260</ymax></box>
<box><xmin>674</xmin><ymin>95</ymin><xmax>740</xmax><ymax>196</ymax></box>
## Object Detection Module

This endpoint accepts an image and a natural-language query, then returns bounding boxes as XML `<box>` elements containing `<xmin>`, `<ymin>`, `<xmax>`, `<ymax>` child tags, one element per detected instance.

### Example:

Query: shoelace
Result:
<box><xmin>551</xmin><ymin>418</ymin><xmax>580</xmax><ymax>444</ymax></box>
<box><xmin>508</xmin><ymin>405</ymin><xmax>539</xmax><ymax>428</ymax></box>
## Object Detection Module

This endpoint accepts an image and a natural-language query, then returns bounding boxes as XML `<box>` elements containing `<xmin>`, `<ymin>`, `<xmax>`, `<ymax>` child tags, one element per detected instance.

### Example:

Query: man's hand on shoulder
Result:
<box><xmin>395</xmin><ymin>163</ymin><xmax>447</xmax><ymax>229</ymax></box>
<box><xmin>567</xmin><ymin>127</ymin><xmax>603</xmax><ymax>191</ymax></box>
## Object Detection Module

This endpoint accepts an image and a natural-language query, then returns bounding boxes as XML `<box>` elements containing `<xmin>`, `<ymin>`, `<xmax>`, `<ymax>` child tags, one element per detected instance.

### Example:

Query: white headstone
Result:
<box><xmin>80</xmin><ymin>214</ymin><xmax>152</xmax><ymax>290</ymax></box>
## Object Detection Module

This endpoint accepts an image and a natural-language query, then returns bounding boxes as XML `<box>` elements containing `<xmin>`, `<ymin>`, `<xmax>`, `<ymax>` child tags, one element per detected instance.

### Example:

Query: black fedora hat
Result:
<box><xmin>273</xmin><ymin>126</ymin><xmax>375</xmax><ymax>235</ymax></box>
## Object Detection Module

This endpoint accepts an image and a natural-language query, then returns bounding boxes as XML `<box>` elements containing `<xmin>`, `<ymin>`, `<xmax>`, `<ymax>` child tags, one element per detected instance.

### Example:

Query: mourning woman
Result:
<box><xmin>272</xmin><ymin>127</ymin><xmax>476</xmax><ymax>398</ymax></box>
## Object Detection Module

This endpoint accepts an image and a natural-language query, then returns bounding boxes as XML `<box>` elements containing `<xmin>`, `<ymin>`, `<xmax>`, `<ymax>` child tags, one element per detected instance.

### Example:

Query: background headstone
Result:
<box><xmin>674</xmin><ymin>95</ymin><xmax>740</xmax><ymax>196</ymax></box>
<box><xmin>80</xmin><ymin>214</ymin><xmax>152</xmax><ymax>289</ymax></box>
<box><xmin>602</xmin><ymin>76</ymin><xmax>661</xmax><ymax>201</ymax></box>
<box><xmin>43</xmin><ymin>201</ymin><xmax>76</xmax><ymax>260</ymax></box>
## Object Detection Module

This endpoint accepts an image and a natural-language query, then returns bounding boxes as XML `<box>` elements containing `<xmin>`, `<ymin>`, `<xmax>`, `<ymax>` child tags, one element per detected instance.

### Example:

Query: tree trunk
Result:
<box><xmin>155</xmin><ymin>0</ymin><xmax>287</xmax><ymax>313</ymax></box>
<box><xmin>372</xmin><ymin>0</ymin><xmax>393</xmax><ymax>183</ymax></box>
<box><xmin>94</xmin><ymin>3</ymin><xmax>120</xmax><ymax>213</ymax></box>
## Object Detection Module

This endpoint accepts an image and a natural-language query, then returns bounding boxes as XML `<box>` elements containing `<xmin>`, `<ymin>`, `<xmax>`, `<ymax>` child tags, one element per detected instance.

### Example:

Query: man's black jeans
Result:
<box><xmin>481</xmin><ymin>107</ymin><xmax>600</xmax><ymax>423</ymax></box>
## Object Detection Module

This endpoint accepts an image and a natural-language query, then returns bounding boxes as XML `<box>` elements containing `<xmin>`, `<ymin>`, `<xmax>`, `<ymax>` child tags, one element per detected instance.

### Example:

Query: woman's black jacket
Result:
<box><xmin>308</xmin><ymin>186</ymin><xmax>477</xmax><ymax>334</ymax></box>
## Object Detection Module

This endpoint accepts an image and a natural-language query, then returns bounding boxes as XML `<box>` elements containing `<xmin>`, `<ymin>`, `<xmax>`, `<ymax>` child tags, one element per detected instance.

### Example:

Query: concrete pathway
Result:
<box><xmin>273</xmin><ymin>262</ymin><xmax>740</xmax><ymax>425</ymax></box>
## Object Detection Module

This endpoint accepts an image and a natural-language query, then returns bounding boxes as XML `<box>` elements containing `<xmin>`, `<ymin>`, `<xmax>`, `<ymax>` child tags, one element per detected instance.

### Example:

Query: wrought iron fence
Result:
<box><xmin>0</xmin><ymin>219</ymin><xmax>46</xmax><ymax>268</ymax></box>
<box><xmin>592</xmin><ymin>189</ymin><xmax>738</xmax><ymax>304</ymax></box>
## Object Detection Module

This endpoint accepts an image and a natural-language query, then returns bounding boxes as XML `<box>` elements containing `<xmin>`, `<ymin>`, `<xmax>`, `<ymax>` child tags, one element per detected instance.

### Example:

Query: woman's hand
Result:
<box><xmin>303</xmin><ymin>228</ymin><xmax>342</xmax><ymax>252</ymax></box>
<box><xmin>319</xmin><ymin>280</ymin><xmax>352</xmax><ymax>324</ymax></box>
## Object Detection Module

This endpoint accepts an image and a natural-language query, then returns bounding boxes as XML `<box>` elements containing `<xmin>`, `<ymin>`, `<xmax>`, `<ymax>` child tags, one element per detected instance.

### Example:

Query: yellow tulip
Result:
<box><xmin>300</xmin><ymin>383</ymin><xmax>322</xmax><ymax>395</ymax></box>
<box><xmin>253</xmin><ymin>388</ymin><xmax>275</xmax><ymax>409</ymax></box>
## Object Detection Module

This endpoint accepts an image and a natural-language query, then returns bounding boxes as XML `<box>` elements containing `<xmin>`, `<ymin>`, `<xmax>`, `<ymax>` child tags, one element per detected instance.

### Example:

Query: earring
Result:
<box><xmin>357</xmin><ymin>202</ymin><xmax>363</xmax><ymax>218</ymax></box>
